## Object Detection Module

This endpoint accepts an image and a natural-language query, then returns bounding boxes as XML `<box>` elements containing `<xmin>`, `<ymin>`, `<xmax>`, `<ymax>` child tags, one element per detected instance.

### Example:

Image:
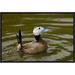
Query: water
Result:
<box><xmin>2</xmin><ymin>13</ymin><xmax>73</xmax><ymax>61</ymax></box>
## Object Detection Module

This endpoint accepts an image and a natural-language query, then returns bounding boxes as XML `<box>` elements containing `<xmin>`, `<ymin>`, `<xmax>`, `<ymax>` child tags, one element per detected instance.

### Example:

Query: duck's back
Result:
<box><xmin>22</xmin><ymin>40</ymin><xmax>48</xmax><ymax>54</ymax></box>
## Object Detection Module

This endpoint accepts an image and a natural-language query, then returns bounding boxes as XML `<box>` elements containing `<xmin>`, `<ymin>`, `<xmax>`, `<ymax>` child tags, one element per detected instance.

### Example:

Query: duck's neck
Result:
<box><xmin>34</xmin><ymin>35</ymin><xmax>42</xmax><ymax>42</ymax></box>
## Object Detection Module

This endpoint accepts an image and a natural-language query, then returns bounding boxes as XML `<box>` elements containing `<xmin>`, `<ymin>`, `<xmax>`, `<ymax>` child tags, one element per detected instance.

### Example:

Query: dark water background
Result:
<box><xmin>2</xmin><ymin>13</ymin><xmax>73</xmax><ymax>61</ymax></box>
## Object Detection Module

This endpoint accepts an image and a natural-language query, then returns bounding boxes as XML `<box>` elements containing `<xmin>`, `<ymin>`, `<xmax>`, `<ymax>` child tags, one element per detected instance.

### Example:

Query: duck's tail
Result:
<box><xmin>16</xmin><ymin>30</ymin><xmax>24</xmax><ymax>57</ymax></box>
<box><xmin>16</xmin><ymin>30</ymin><xmax>22</xmax><ymax>46</ymax></box>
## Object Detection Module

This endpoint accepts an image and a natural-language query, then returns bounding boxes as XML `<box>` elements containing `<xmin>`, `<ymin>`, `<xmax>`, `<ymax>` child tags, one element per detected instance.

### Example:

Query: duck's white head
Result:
<box><xmin>33</xmin><ymin>26</ymin><xmax>48</xmax><ymax>36</ymax></box>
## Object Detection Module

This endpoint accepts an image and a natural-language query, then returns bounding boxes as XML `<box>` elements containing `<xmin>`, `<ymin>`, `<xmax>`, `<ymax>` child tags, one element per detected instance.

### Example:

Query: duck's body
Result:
<box><xmin>17</xmin><ymin>39</ymin><xmax>48</xmax><ymax>54</ymax></box>
<box><xmin>16</xmin><ymin>27</ymin><xmax>48</xmax><ymax>54</ymax></box>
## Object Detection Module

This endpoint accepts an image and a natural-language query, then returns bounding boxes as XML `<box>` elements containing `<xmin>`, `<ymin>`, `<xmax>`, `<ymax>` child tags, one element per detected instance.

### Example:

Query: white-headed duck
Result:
<box><xmin>16</xmin><ymin>26</ymin><xmax>48</xmax><ymax>54</ymax></box>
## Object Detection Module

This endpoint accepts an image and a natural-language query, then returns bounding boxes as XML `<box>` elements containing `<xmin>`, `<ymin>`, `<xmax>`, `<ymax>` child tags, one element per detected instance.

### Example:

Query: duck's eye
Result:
<box><xmin>39</xmin><ymin>27</ymin><xmax>40</xmax><ymax>29</ymax></box>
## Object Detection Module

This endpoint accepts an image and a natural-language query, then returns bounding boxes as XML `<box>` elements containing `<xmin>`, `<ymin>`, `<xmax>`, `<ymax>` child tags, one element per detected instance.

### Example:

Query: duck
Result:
<box><xmin>16</xmin><ymin>26</ymin><xmax>48</xmax><ymax>54</ymax></box>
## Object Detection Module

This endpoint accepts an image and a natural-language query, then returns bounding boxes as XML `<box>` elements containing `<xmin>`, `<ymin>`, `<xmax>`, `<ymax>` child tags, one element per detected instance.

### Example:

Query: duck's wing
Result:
<box><xmin>23</xmin><ymin>42</ymin><xmax>33</xmax><ymax>48</ymax></box>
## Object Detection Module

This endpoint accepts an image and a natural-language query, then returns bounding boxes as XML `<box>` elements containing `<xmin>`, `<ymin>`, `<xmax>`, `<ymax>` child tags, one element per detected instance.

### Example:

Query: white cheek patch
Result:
<box><xmin>33</xmin><ymin>27</ymin><xmax>48</xmax><ymax>35</ymax></box>
<box><xmin>33</xmin><ymin>30</ymin><xmax>41</xmax><ymax>35</ymax></box>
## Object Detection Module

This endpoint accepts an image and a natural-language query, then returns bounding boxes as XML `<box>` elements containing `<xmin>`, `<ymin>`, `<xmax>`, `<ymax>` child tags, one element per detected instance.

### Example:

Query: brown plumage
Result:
<box><xmin>17</xmin><ymin>39</ymin><xmax>48</xmax><ymax>54</ymax></box>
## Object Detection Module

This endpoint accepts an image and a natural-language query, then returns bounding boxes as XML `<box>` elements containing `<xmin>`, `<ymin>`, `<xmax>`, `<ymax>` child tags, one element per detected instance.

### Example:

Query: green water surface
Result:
<box><xmin>2</xmin><ymin>13</ymin><xmax>73</xmax><ymax>61</ymax></box>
